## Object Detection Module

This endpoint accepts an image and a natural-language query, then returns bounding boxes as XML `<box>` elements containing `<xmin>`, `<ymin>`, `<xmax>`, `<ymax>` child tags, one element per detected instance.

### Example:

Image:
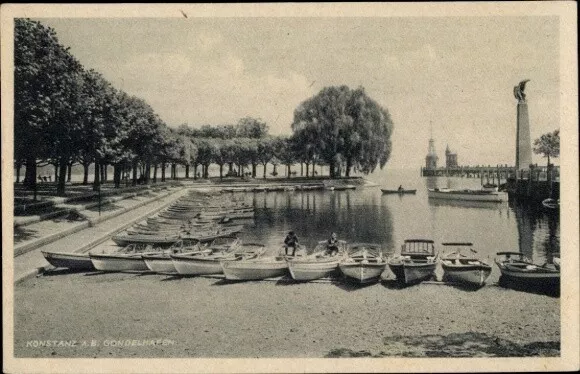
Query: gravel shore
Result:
<box><xmin>14</xmin><ymin>271</ymin><xmax>559</xmax><ymax>358</ymax></box>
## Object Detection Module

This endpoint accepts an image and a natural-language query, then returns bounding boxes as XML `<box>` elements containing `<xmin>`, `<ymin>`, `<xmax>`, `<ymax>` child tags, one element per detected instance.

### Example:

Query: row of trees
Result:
<box><xmin>15</xmin><ymin>19</ymin><xmax>394</xmax><ymax>196</ymax></box>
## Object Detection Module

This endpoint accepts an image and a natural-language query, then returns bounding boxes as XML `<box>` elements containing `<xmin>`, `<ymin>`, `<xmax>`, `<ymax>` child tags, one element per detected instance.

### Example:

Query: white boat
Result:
<box><xmin>287</xmin><ymin>241</ymin><xmax>346</xmax><ymax>281</ymax></box>
<box><xmin>89</xmin><ymin>244</ymin><xmax>152</xmax><ymax>272</ymax></box>
<box><xmin>427</xmin><ymin>188</ymin><xmax>506</xmax><ymax>202</ymax></box>
<box><xmin>440</xmin><ymin>242</ymin><xmax>492</xmax><ymax>287</ymax></box>
<box><xmin>542</xmin><ymin>198</ymin><xmax>559</xmax><ymax>210</ymax></box>
<box><xmin>388</xmin><ymin>239</ymin><xmax>437</xmax><ymax>284</ymax></box>
<box><xmin>339</xmin><ymin>243</ymin><xmax>386</xmax><ymax>284</ymax></box>
<box><xmin>41</xmin><ymin>251</ymin><xmax>95</xmax><ymax>271</ymax></box>
<box><xmin>220</xmin><ymin>247</ymin><xmax>287</xmax><ymax>281</ymax></box>
<box><xmin>142</xmin><ymin>239</ymin><xmax>204</xmax><ymax>274</ymax></box>
<box><xmin>171</xmin><ymin>242</ymin><xmax>262</xmax><ymax>276</ymax></box>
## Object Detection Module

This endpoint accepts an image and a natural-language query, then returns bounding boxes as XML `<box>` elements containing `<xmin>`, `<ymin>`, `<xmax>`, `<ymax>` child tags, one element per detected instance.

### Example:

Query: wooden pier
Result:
<box><xmin>421</xmin><ymin>164</ymin><xmax>560</xmax><ymax>201</ymax></box>
<box><xmin>420</xmin><ymin>165</ymin><xmax>516</xmax><ymax>185</ymax></box>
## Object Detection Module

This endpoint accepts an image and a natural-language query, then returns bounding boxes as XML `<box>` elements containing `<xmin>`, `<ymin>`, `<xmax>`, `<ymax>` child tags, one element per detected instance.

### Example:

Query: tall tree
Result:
<box><xmin>533</xmin><ymin>129</ymin><xmax>560</xmax><ymax>167</ymax></box>
<box><xmin>292</xmin><ymin>85</ymin><xmax>393</xmax><ymax>178</ymax></box>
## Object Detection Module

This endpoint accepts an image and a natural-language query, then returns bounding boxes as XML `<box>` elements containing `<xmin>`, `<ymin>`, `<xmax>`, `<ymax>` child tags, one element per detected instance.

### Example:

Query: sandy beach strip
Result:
<box><xmin>14</xmin><ymin>271</ymin><xmax>559</xmax><ymax>358</ymax></box>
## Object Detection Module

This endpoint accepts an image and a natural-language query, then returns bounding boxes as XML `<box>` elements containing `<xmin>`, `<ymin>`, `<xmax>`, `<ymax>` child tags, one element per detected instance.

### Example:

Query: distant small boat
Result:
<box><xmin>495</xmin><ymin>252</ymin><xmax>560</xmax><ymax>287</ymax></box>
<box><xmin>339</xmin><ymin>243</ymin><xmax>386</xmax><ymax>284</ymax></box>
<box><xmin>388</xmin><ymin>239</ymin><xmax>437</xmax><ymax>285</ymax></box>
<box><xmin>440</xmin><ymin>242</ymin><xmax>492</xmax><ymax>288</ymax></box>
<box><xmin>42</xmin><ymin>251</ymin><xmax>95</xmax><ymax>271</ymax></box>
<box><xmin>381</xmin><ymin>189</ymin><xmax>417</xmax><ymax>194</ymax></box>
<box><xmin>542</xmin><ymin>198</ymin><xmax>559</xmax><ymax>210</ymax></box>
<box><xmin>482</xmin><ymin>183</ymin><xmax>499</xmax><ymax>192</ymax></box>
<box><xmin>428</xmin><ymin>188</ymin><xmax>505</xmax><ymax>202</ymax></box>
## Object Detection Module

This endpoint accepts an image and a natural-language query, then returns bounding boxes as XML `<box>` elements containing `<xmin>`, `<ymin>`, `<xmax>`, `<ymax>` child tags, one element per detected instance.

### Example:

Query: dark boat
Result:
<box><xmin>42</xmin><ymin>251</ymin><xmax>95</xmax><ymax>271</ymax></box>
<box><xmin>495</xmin><ymin>252</ymin><xmax>560</xmax><ymax>289</ymax></box>
<box><xmin>381</xmin><ymin>189</ymin><xmax>417</xmax><ymax>194</ymax></box>
<box><xmin>388</xmin><ymin>239</ymin><xmax>437</xmax><ymax>284</ymax></box>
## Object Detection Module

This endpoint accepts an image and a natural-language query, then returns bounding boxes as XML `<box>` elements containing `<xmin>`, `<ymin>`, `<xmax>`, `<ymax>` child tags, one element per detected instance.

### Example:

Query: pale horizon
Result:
<box><xmin>37</xmin><ymin>16</ymin><xmax>560</xmax><ymax>169</ymax></box>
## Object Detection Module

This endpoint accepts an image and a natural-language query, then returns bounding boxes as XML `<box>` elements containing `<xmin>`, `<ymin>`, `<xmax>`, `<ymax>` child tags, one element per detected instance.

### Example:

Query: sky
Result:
<box><xmin>38</xmin><ymin>16</ymin><xmax>560</xmax><ymax>169</ymax></box>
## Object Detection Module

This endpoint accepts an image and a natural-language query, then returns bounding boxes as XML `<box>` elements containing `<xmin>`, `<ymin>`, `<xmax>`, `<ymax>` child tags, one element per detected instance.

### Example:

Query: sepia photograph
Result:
<box><xmin>2</xmin><ymin>3</ymin><xmax>578</xmax><ymax>373</ymax></box>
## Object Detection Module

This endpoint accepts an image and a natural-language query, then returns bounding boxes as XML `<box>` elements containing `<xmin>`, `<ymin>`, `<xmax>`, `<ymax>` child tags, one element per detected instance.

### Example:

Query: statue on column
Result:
<box><xmin>514</xmin><ymin>79</ymin><xmax>530</xmax><ymax>103</ymax></box>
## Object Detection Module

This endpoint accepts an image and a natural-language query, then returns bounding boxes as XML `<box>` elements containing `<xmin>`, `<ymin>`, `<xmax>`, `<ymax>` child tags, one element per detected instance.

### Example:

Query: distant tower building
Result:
<box><xmin>445</xmin><ymin>144</ymin><xmax>458</xmax><ymax>168</ymax></box>
<box><xmin>425</xmin><ymin>123</ymin><xmax>438</xmax><ymax>170</ymax></box>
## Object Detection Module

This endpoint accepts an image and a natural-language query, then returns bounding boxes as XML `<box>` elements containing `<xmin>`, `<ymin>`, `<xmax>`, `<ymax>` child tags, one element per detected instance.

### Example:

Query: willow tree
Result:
<box><xmin>292</xmin><ymin>86</ymin><xmax>394</xmax><ymax>178</ymax></box>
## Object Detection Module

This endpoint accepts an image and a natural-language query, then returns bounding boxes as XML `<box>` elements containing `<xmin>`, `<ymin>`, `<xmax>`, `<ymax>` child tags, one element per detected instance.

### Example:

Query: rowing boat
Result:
<box><xmin>287</xmin><ymin>240</ymin><xmax>346</xmax><ymax>281</ymax></box>
<box><xmin>388</xmin><ymin>239</ymin><xmax>437</xmax><ymax>285</ymax></box>
<box><xmin>89</xmin><ymin>244</ymin><xmax>152</xmax><ymax>272</ymax></box>
<box><xmin>440</xmin><ymin>242</ymin><xmax>492</xmax><ymax>287</ymax></box>
<box><xmin>381</xmin><ymin>189</ymin><xmax>417</xmax><ymax>194</ymax></box>
<box><xmin>339</xmin><ymin>243</ymin><xmax>386</xmax><ymax>284</ymax></box>
<box><xmin>495</xmin><ymin>251</ymin><xmax>560</xmax><ymax>287</ymax></box>
<box><xmin>220</xmin><ymin>247</ymin><xmax>287</xmax><ymax>281</ymax></box>
<box><xmin>41</xmin><ymin>251</ymin><xmax>95</xmax><ymax>271</ymax></box>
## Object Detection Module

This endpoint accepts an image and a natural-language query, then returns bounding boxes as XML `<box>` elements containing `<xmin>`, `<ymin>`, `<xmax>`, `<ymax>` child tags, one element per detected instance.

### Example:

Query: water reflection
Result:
<box><xmin>428</xmin><ymin>199</ymin><xmax>505</xmax><ymax>211</ymax></box>
<box><xmin>241</xmin><ymin>190</ymin><xmax>394</xmax><ymax>256</ymax></box>
<box><xmin>509</xmin><ymin>199</ymin><xmax>560</xmax><ymax>264</ymax></box>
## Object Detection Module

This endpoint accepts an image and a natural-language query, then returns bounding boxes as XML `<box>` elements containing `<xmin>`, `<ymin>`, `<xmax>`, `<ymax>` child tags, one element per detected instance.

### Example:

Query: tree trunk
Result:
<box><xmin>287</xmin><ymin>165</ymin><xmax>291</xmax><ymax>178</ymax></box>
<box><xmin>100</xmin><ymin>163</ymin><xmax>106</xmax><ymax>183</ymax></box>
<box><xmin>263</xmin><ymin>163</ymin><xmax>267</xmax><ymax>179</ymax></box>
<box><xmin>193</xmin><ymin>164</ymin><xmax>198</xmax><ymax>180</ymax></box>
<box><xmin>93</xmin><ymin>159</ymin><xmax>101</xmax><ymax>191</ymax></box>
<box><xmin>82</xmin><ymin>163</ymin><xmax>90</xmax><ymax>185</ymax></box>
<box><xmin>144</xmin><ymin>162</ymin><xmax>150</xmax><ymax>184</ymax></box>
<box><xmin>329</xmin><ymin>159</ymin><xmax>335</xmax><ymax>179</ymax></box>
<box><xmin>54</xmin><ymin>164</ymin><xmax>59</xmax><ymax>184</ymax></box>
<box><xmin>305</xmin><ymin>163</ymin><xmax>310</xmax><ymax>178</ymax></box>
<box><xmin>219</xmin><ymin>164</ymin><xmax>224</xmax><ymax>179</ymax></box>
<box><xmin>300</xmin><ymin>163</ymin><xmax>303</xmax><ymax>177</ymax></box>
<box><xmin>16</xmin><ymin>163</ymin><xmax>22</xmax><ymax>184</ymax></box>
<box><xmin>161</xmin><ymin>162</ymin><xmax>166</xmax><ymax>182</ymax></box>
<box><xmin>57</xmin><ymin>157</ymin><xmax>67</xmax><ymax>196</ymax></box>
<box><xmin>153</xmin><ymin>164</ymin><xmax>158</xmax><ymax>183</ymax></box>
<box><xmin>185</xmin><ymin>164</ymin><xmax>190</xmax><ymax>179</ymax></box>
<box><xmin>104</xmin><ymin>164</ymin><xmax>108</xmax><ymax>182</ymax></box>
<box><xmin>113</xmin><ymin>164</ymin><xmax>121</xmax><ymax>188</ymax></box>
<box><xmin>67</xmin><ymin>162</ymin><xmax>73</xmax><ymax>182</ymax></box>
<box><xmin>252</xmin><ymin>163</ymin><xmax>257</xmax><ymax>178</ymax></box>
<box><xmin>132</xmin><ymin>160</ymin><xmax>138</xmax><ymax>186</ymax></box>
<box><xmin>345</xmin><ymin>157</ymin><xmax>352</xmax><ymax>177</ymax></box>
<box><xmin>25</xmin><ymin>157</ymin><xmax>37</xmax><ymax>189</ymax></box>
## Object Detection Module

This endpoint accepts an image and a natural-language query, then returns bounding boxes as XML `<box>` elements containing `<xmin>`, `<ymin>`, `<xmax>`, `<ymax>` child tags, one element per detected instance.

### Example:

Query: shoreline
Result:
<box><xmin>14</xmin><ymin>273</ymin><xmax>559</xmax><ymax>358</ymax></box>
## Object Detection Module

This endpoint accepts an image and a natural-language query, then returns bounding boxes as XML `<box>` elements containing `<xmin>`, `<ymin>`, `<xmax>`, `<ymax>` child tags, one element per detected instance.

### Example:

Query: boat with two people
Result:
<box><xmin>388</xmin><ymin>239</ymin><xmax>438</xmax><ymax>285</ymax></box>
<box><xmin>287</xmin><ymin>239</ymin><xmax>347</xmax><ymax>281</ymax></box>
<box><xmin>440</xmin><ymin>242</ymin><xmax>492</xmax><ymax>288</ymax></box>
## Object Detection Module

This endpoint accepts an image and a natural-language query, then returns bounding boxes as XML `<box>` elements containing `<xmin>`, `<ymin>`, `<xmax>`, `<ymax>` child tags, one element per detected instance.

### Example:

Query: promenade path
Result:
<box><xmin>12</xmin><ymin>186</ymin><xmax>191</xmax><ymax>283</ymax></box>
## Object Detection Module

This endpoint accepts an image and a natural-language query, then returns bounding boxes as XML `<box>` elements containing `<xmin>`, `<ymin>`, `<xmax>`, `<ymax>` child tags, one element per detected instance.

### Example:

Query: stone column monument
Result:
<box><xmin>514</xmin><ymin>79</ymin><xmax>532</xmax><ymax>171</ymax></box>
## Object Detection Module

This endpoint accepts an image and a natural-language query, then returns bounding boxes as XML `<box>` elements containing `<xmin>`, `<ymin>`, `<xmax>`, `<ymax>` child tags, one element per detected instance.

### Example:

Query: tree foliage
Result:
<box><xmin>291</xmin><ymin>85</ymin><xmax>393</xmax><ymax>177</ymax></box>
<box><xmin>533</xmin><ymin>129</ymin><xmax>560</xmax><ymax>166</ymax></box>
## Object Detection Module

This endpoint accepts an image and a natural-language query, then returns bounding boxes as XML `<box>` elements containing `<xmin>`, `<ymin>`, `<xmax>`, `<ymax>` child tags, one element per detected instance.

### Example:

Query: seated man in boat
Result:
<box><xmin>283</xmin><ymin>231</ymin><xmax>299</xmax><ymax>256</ymax></box>
<box><xmin>398</xmin><ymin>185</ymin><xmax>404</xmax><ymax>192</ymax></box>
<box><xmin>325</xmin><ymin>232</ymin><xmax>340</xmax><ymax>256</ymax></box>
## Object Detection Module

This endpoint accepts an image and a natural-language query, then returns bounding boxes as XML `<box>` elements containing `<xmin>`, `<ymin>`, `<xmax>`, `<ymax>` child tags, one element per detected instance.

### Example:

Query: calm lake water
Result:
<box><xmin>230</xmin><ymin>169</ymin><xmax>560</xmax><ymax>283</ymax></box>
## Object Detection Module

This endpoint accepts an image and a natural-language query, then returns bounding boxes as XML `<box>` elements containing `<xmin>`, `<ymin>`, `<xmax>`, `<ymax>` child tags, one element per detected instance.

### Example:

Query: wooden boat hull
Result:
<box><xmin>339</xmin><ymin>262</ymin><xmax>386</xmax><ymax>284</ymax></box>
<box><xmin>287</xmin><ymin>258</ymin><xmax>339</xmax><ymax>281</ymax></box>
<box><xmin>142</xmin><ymin>254</ymin><xmax>177</xmax><ymax>274</ymax></box>
<box><xmin>89</xmin><ymin>253</ymin><xmax>150</xmax><ymax>272</ymax></box>
<box><xmin>381</xmin><ymin>189</ymin><xmax>417</xmax><ymax>194</ymax></box>
<box><xmin>496</xmin><ymin>264</ymin><xmax>560</xmax><ymax>285</ymax></box>
<box><xmin>41</xmin><ymin>251</ymin><xmax>95</xmax><ymax>271</ymax></box>
<box><xmin>171</xmin><ymin>255</ymin><xmax>224</xmax><ymax>275</ymax></box>
<box><xmin>112</xmin><ymin>234</ymin><xmax>179</xmax><ymax>247</ymax></box>
<box><xmin>441</xmin><ymin>262</ymin><xmax>492</xmax><ymax>287</ymax></box>
<box><xmin>388</xmin><ymin>261</ymin><xmax>436</xmax><ymax>284</ymax></box>
<box><xmin>428</xmin><ymin>189</ymin><xmax>505</xmax><ymax>202</ymax></box>
<box><xmin>220</xmin><ymin>258</ymin><xmax>288</xmax><ymax>280</ymax></box>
